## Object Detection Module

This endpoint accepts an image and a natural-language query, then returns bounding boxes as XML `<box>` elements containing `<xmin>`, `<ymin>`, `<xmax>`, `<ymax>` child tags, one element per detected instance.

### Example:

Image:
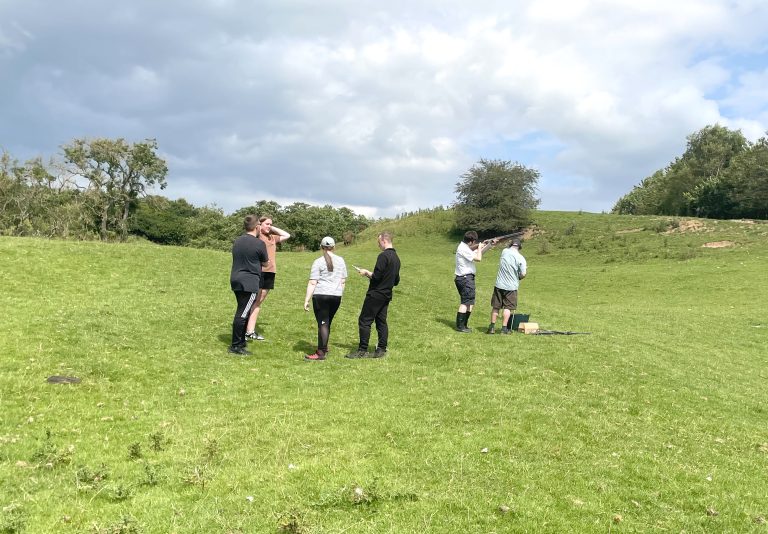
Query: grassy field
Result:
<box><xmin>1</xmin><ymin>210</ymin><xmax>767</xmax><ymax>533</ymax></box>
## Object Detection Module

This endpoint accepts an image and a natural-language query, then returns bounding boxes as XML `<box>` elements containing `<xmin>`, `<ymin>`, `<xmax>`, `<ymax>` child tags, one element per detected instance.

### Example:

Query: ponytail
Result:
<box><xmin>322</xmin><ymin>248</ymin><xmax>334</xmax><ymax>272</ymax></box>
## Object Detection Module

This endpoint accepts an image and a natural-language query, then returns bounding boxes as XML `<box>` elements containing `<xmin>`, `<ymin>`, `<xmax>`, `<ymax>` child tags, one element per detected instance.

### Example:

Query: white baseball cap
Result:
<box><xmin>320</xmin><ymin>236</ymin><xmax>335</xmax><ymax>247</ymax></box>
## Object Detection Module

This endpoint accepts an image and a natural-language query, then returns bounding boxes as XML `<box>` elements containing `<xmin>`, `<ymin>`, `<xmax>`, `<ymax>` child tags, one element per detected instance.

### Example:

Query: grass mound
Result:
<box><xmin>1</xmin><ymin>211</ymin><xmax>767</xmax><ymax>532</ymax></box>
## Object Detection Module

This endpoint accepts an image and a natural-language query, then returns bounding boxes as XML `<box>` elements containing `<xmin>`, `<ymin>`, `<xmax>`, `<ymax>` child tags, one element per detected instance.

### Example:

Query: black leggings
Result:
<box><xmin>312</xmin><ymin>294</ymin><xmax>342</xmax><ymax>353</ymax></box>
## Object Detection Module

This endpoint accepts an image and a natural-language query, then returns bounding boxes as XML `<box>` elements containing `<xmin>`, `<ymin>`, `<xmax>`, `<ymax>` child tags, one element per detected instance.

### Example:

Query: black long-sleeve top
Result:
<box><xmin>367</xmin><ymin>248</ymin><xmax>401</xmax><ymax>299</ymax></box>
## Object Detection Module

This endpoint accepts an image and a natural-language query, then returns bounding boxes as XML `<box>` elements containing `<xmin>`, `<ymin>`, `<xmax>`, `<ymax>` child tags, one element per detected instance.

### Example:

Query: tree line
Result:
<box><xmin>2</xmin><ymin>136</ymin><xmax>541</xmax><ymax>249</ymax></box>
<box><xmin>613</xmin><ymin>125</ymin><xmax>768</xmax><ymax>219</ymax></box>
<box><xmin>0</xmin><ymin>138</ymin><xmax>372</xmax><ymax>251</ymax></box>
<box><xmin>131</xmin><ymin>198</ymin><xmax>373</xmax><ymax>252</ymax></box>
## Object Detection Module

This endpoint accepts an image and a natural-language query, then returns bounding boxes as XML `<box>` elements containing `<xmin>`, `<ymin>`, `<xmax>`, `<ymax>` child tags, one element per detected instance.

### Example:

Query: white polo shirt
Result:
<box><xmin>455</xmin><ymin>242</ymin><xmax>476</xmax><ymax>276</ymax></box>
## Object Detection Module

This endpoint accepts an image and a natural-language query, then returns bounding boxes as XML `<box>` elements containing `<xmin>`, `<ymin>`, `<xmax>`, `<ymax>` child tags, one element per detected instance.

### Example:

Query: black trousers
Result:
<box><xmin>357</xmin><ymin>293</ymin><xmax>391</xmax><ymax>351</ymax></box>
<box><xmin>312</xmin><ymin>294</ymin><xmax>342</xmax><ymax>353</ymax></box>
<box><xmin>231</xmin><ymin>290</ymin><xmax>258</xmax><ymax>348</ymax></box>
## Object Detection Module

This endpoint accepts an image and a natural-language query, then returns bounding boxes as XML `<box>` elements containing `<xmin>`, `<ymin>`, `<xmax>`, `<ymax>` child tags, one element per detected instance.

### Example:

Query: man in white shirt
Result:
<box><xmin>454</xmin><ymin>231</ymin><xmax>486</xmax><ymax>333</ymax></box>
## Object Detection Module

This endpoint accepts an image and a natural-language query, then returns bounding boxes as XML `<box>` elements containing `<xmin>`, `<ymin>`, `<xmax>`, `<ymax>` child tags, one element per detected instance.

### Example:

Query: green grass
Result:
<box><xmin>1</xmin><ymin>211</ymin><xmax>767</xmax><ymax>533</ymax></box>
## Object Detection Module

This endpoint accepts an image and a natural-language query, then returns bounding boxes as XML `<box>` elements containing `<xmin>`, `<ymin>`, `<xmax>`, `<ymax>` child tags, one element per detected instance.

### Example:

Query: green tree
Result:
<box><xmin>130</xmin><ymin>196</ymin><xmax>198</xmax><ymax>245</ymax></box>
<box><xmin>62</xmin><ymin>138</ymin><xmax>168</xmax><ymax>241</ymax></box>
<box><xmin>187</xmin><ymin>206</ymin><xmax>240</xmax><ymax>251</ymax></box>
<box><xmin>0</xmin><ymin>152</ymin><xmax>92</xmax><ymax>238</ymax></box>
<box><xmin>453</xmin><ymin>159</ymin><xmax>540</xmax><ymax>234</ymax></box>
<box><xmin>232</xmin><ymin>200</ymin><xmax>283</xmax><ymax>219</ymax></box>
<box><xmin>683</xmin><ymin>174</ymin><xmax>735</xmax><ymax>219</ymax></box>
<box><xmin>725</xmin><ymin>135</ymin><xmax>768</xmax><ymax>219</ymax></box>
<box><xmin>662</xmin><ymin>125</ymin><xmax>747</xmax><ymax>215</ymax></box>
<box><xmin>612</xmin><ymin>170</ymin><xmax>667</xmax><ymax>215</ymax></box>
<box><xmin>614</xmin><ymin>125</ymin><xmax>748</xmax><ymax>217</ymax></box>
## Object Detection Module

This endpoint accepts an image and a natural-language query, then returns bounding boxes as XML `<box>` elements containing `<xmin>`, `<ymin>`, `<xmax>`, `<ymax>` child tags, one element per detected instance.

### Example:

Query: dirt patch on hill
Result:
<box><xmin>664</xmin><ymin>219</ymin><xmax>707</xmax><ymax>234</ymax></box>
<box><xmin>702</xmin><ymin>241</ymin><xmax>735</xmax><ymax>248</ymax></box>
<box><xmin>616</xmin><ymin>228</ymin><xmax>643</xmax><ymax>234</ymax></box>
<box><xmin>521</xmin><ymin>227</ymin><xmax>538</xmax><ymax>240</ymax></box>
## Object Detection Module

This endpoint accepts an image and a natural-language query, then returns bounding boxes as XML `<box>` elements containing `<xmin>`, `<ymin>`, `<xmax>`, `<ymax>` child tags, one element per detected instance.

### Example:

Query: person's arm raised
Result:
<box><xmin>271</xmin><ymin>226</ymin><xmax>291</xmax><ymax>243</ymax></box>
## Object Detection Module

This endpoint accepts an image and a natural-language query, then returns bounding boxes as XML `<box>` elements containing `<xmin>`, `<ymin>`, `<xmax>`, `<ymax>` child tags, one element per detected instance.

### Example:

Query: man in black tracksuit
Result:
<box><xmin>229</xmin><ymin>215</ymin><xmax>269</xmax><ymax>356</ymax></box>
<box><xmin>346</xmin><ymin>232</ymin><xmax>401</xmax><ymax>359</ymax></box>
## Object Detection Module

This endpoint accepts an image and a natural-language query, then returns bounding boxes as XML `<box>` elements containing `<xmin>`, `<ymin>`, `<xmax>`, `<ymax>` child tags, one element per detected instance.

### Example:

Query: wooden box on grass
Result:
<box><xmin>518</xmin><ymin>322</ymin><xmax>539</xmax><ymax>334</ymax></box>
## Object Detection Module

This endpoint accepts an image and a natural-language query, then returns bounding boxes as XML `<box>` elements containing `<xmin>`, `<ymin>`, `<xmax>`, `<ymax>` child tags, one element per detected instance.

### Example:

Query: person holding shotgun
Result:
<box><xmin>303</xmin><ymin>236</ymin><xmax>348</xmax><ymax>361</ymax></box>
<box><xmin>487</xmin><ymin>238</ymin><xmax>527</xmax><ymax>335</ymax></box>
<box><xmin>454</xmin><ymin>231</ymin><xmax>495</xmax><ymax>333</ymax></box>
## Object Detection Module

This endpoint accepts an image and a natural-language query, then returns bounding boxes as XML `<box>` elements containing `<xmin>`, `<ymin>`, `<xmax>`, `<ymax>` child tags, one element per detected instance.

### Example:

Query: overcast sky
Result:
<box><xmin>2</xmin><ymin>0</ymin><xmax>767</xmax><ymax>217</ymax></box>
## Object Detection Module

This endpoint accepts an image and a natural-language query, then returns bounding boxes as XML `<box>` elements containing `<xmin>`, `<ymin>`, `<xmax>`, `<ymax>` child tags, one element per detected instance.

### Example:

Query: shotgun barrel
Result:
<box><xmin>480</xmin><ymin>231</ymin><xmax>524</xmax><ymax>253</ymax></box>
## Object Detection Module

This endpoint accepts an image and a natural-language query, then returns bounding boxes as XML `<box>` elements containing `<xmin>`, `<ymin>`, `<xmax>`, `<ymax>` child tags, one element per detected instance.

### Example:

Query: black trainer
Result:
<box><xmin>345</xmin><ymin>349</ymin><xmax>370</xmax><ymax>359</ymax></box>
<box><xmin>501</xmin><ymin>327</ymin><xmax>511</xmax><ymax>335</ymax></box>
<box><xmin>228</xmin><ymin>346</ymin><xmax>252</xmax><ymax>356</ymax></box>
<box><xmin>457</xmin><ymin>326</ymin><xmax>472</xmax><ymax>333</ymax></box>
<box><xmin>372</xmin><ymin>348</ymin><xmax>387</xmax><ymax>358</ymax></box>
<box><xmin>486</xmin><ymin>326</ymin><xmax>495</xmax><ymax>334</ymax></box>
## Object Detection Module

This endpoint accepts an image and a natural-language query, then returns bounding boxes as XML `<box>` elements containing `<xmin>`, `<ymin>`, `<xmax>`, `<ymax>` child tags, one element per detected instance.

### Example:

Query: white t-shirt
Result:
<box><xmin>455</xmin><ymin>241</ymin><xmax>477</xmax><ymax>276</ymax></box>
<box><xmin>309</xmin><ymin>253</ymin><xmax>348</xmax><ymax>296</ymax></box>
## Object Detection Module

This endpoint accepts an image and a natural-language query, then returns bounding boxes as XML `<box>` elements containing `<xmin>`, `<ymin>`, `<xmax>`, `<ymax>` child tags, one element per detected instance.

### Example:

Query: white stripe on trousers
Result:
<box><xmin>240</xmin><ymin>292</ymin><xmax>258</xmax><ymax>319</ymax></box>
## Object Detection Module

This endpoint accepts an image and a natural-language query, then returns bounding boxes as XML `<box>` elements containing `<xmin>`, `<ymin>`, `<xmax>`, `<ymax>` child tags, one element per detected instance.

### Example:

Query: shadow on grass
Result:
<box><xmin>292</xmin><ymin>340</ymin><xmax>316</xmax><ymax>354</ymax></box>
<box><xmin>435</xmin><ymin>316</ymin><xmax>459</xmax><ymax>331</ymax></box>
<box><xmin>292</xmin><ymin>340</ymin><xmax>361</xmax><ymax>355</ymax></box>
<box><xmin>216</xmin><ymin>321</ymin><xmax>274</xmax><ymax>346</ymax></box>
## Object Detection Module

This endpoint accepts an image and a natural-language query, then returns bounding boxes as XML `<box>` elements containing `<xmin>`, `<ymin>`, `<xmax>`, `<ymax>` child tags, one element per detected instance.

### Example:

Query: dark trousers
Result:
<box><xmin>358</xmin><ymin>293</ymin><xmax>390</xmax><ymax>351</ymax></box>
<box><xmin>231</xmin><ymin>290</ymin><xmax>258</xmax><ymax>348</ymax></box>
<box><xmin>312</xmin><ymin>294</ymin><xmax>342</xmax><ymax>353</ymax></box>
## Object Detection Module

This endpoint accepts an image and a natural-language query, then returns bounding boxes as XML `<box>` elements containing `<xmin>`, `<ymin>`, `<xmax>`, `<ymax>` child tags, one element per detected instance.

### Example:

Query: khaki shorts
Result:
<box><xmin>491</xmin><ymin>287</ymin><xmax>517</xmax><ymax>310</ymax></box>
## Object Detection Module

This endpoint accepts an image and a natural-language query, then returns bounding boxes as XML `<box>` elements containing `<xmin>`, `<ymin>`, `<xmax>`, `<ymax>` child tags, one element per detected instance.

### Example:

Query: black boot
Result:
<box><xmin>457</xmin><ymin>312</ymin><xmax>471</xmax><ymax>333</ymax></box>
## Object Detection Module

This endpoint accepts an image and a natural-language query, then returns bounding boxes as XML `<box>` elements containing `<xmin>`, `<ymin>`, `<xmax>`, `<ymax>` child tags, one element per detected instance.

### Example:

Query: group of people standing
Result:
<box><xmin>228</xmin><ymin>214</ymin><xmax>400</xmax><ymax>360</ymax></box>
<box><xmin>454</xmin><ymin>231</ymin><xmax>527</xmax><ymax>335</ymax></box>
<box><xmin>228</xmin><ymin>215</ymin><xmax>524</xmax><ymax>360</ymax></box>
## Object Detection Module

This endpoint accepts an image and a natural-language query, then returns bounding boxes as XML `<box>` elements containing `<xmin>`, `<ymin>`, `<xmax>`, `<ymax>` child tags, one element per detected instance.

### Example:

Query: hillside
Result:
<box><xmin>1</xmin><ymin>211</ymin><xmax>767</xmax><ymax>532</ymax></box>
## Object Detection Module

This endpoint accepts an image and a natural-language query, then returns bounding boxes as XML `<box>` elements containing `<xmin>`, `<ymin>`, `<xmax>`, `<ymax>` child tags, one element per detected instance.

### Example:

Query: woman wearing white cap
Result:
<box><xmin>303</xmin><ymin>236</ymin><xmax>348</xmax><ymax>360</ymax></box>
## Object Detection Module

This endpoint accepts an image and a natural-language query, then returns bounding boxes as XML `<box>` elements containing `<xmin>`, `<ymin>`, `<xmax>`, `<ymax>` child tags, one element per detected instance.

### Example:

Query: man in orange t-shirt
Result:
<box><xmin>245</xmin><ymin>216</ymin><xmax>291</xmax><ymax>341</ymax></box>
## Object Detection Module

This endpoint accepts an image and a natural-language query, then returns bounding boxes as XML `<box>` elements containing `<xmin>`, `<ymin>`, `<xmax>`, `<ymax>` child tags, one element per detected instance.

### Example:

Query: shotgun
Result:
<box><xmin>478</xmin><ymin>231</ymin><xmax>524</xmax><ymax>253</ymax></box>
<box><xmin>532</xmin><ymin>330</ymin><xmax>591</xmax><ymax>335</ymax></box>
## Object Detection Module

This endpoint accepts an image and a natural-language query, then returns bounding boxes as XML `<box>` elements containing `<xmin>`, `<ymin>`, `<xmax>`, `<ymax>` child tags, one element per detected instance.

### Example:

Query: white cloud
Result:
<box><xmin>1</xmin><ymin>0</ymin><xmax>767</xmax><ymax>216</ymax></box>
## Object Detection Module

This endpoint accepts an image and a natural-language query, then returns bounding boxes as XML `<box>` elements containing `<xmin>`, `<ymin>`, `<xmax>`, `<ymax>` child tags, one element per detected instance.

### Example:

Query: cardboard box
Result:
<box><xmin>518</xmin><ymin>322</ymin><xmax>539</xmax><ymax>334</ymax></box>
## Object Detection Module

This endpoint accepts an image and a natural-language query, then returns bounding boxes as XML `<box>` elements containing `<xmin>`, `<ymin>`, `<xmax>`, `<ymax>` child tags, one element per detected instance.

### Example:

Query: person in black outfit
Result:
<box><xmin>345</xmin><ymin>232</ymin><xmax>401</xmax><ymax>359</ymax></box>
<box><xmin>229</xmin><ymin>215</ymin><xmax>269</xmax><ymax>355</ymax></box>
